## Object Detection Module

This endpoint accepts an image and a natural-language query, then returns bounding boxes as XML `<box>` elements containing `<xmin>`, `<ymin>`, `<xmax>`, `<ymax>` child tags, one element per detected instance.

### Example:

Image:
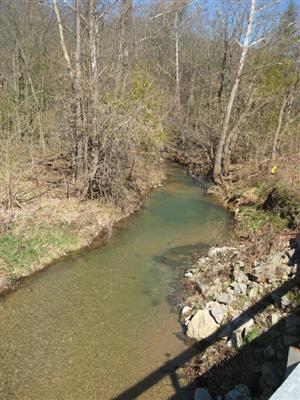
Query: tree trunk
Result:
<box><xmin>175</xmin><ymin>10</ymin><xmax>181</xmax><ymax>112</ymax></box>
<box><xmin>75</xmin><ymin>0</ymin><xmax>83</xmax><ymax>180</ymax></box>
<box><xmin>116</xmin><ymin>0</ymin><xmax>133</xmax><ymax>94</ymax></box>
<box><xmin>223</xmin><ymin>86</ymin><xmax>256</xmax><ymax>172</ymax></box>
<box><xmin>213</xmin><ymin>0</ymin><xmax>256</xmax><ymax>185</ymax></box>
<box><xmin>271</xmin><ymin>94</ymin><xmax>289</xmax><ymax>163</ymax></box>
<box><xmin>89</xmin><ymin>0</ymin><xmax>98</xmax><ymax>104</ymax></box>
<box><xmin>53</xmin><ymin>0</ymin><xmax>73</xmax><ymax>80</ymax></box>
<box><xmin>218</xmin><ymin>29</ymin><xmax>228</xmax><ymax>104</ymax></box>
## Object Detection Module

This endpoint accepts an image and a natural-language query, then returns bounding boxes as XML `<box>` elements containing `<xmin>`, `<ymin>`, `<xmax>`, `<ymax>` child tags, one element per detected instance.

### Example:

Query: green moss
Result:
<box><xmin>244</xmin><ymin>327</ymin><xmax>260</xmax><ymax>344</ymax></box>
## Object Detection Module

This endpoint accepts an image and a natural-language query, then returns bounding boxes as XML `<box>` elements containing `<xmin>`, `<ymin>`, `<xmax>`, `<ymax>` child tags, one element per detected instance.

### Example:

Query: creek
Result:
<box><xmin>0</xmin><ymin>164</ymin><xmax>231</xmax><ymax>400</ymax></box>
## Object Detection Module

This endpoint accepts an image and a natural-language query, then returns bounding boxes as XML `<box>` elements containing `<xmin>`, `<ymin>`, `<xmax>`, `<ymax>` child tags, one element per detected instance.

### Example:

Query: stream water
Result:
<box><xmin>0</xmin><ymin>165</ymin><xmax>231</xmax><ymax>400</ymax></box>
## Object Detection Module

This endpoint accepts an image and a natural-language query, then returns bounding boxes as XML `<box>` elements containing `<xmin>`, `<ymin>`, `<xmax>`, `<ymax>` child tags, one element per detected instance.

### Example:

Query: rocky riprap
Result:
<box><xmin>178</xmin><ymin>238</ymin><xmax>300</xmax><ymax>400</ymax></box>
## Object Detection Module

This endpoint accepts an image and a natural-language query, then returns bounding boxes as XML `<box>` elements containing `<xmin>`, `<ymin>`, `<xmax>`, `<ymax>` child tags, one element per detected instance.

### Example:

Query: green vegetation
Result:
<box><xmin>0</xmin><ymin>222</ymin><xmax>78</xmax><ymax>276</ymax></box>
<box><xmin>244</xmin><ymin>328</ymin><xmax>261</xmax><ymax>344</ymax></box>
<box><xmin>287</xmin><ymin>289</ymin><xmax>300</xmax><ymax>307</ymax></box>
<box><xmin>232</xmin><ymin>295</ymin><xmax>249</xmax><ymax>310</ymax></box>
<box><xmin>238</xmin><ymin>206</ymin><xmax>288</xmax><ymax>233</ymax></box>
<box><xmin>0</xmin><ymin>234</ymin><xmax>39</xmax><ymax>273</ymax></box>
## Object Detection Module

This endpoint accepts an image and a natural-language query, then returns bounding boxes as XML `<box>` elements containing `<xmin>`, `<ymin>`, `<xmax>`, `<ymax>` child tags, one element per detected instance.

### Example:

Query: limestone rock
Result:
<box><xmin>271</xmin><ymin>293</ymin><xmax>291</xmax><ymax>308</ymax></box>
<box><xmin>225</xmin><ymin>384</ymin><xmax>252</xmax><ymax>400</ymax></box>
<box><xmin>182</xmin><ymin>306</ymin><xmax>192</xmax><ymax>316</ymax></box>
<box><xmin>267</xmin><ymin>252</ymin><xmax>286</xmax><ymax>269</ymax></box>
<box><xmin>217</xmin><ymin>292</ymin><xmax>233</xmax><ymax>305</ymax></box>
<box><xmin>281</xmin><ymin>295</ymin><xmax>292</xmax><ymax>307</ymax></box>
<box><xmin>270</xmin><ymin>312</ymin><xmax>279</xmax><ymax>325</ymax></box>
<box><xmin>187</xmin><ymin>309</ymin><xmax>219</xmax><ymax>341</ymax></box>
<box><xmin>197</xmin><ymin>282</ymin><xmax>210</xmax><ymax>296</ymax></box>
<box><xmin>290</xmin><ymin>265</ymin><xmax>298</xmax><ymax>275</ymax></box>
<box><xmin>210</xmin><ymin>303</ymin><xmax>226</xmax><ymax>324</ymax></box>
<box><xmin>236</xmin><ymin>317</ymin><xmax>254</xmax><ymax>333</ymax></box>
<box><xmin>247</xmin><ymin>283</ymin><xmax>258</xmax><ymax>299</ymax></box>
<box><xmin>228</xmin><ymin>331</ymin><xmax>243</xmax><ymax>348</ymax></box>
<box><xmin>233</xmin><ymin>269</ymin><xmax>248</xmax><ymax>284</ymax></box>
<box><xmin>232</xmin><ymin>282</ymin><xmax>247</xmax><ymax>295</ymax></box>
<box><xmin>208</xmin><ymin>246</ymin><xmax>236</xmax><ymax>258</ymax></box>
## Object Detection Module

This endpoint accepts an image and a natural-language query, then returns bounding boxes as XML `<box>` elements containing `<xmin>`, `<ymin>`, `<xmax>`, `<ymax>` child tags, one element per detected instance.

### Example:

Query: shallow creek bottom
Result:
<box><xmin>0</xmin><ymin>165</ymin><xmax>230</xmax><ymax>400</ymax></box>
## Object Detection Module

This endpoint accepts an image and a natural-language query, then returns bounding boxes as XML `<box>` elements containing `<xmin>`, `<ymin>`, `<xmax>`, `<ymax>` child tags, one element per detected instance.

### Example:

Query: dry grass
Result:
<box><xmin>0</xmin><ymin>143</ymin><xmax>165</xmax><ymax>295</ymax></box>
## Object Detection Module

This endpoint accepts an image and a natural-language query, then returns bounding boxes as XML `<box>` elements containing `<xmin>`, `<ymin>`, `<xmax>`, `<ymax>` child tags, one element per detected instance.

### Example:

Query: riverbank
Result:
<box><xmin>0</xmin><ymin>163</ymin><xmax>230</xmax><ymax>400</ymax></box>
<box><xmin>173</xmin><ymin>151</ymin><xmax>300</xmax><ymax>399</ymax></box>
<box><xmin>0</xmin><ymin>160</ymin><xmax>165</xmax><ymax>296</ymax></box>
<box><xmin>179</xmin><ymin>233</ymin><xmax>300</xmax><ymax>399</ymax></box>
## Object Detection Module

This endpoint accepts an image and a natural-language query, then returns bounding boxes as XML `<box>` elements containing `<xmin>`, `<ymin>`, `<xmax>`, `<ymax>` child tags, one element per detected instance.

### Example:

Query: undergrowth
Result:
<box><xmin>244</xmin><ymin>327</ymin><xmax>260</xmax><ymax>344</ymax></box>
<box><xmin>238</xmin><ymin>206</ymin><xmax>288</xmax><ymax>233</ymax></box>
<box><xmin>0</xmin><ymin>222</ymin><xmax>78</xmax><ymax>276</ymax></box>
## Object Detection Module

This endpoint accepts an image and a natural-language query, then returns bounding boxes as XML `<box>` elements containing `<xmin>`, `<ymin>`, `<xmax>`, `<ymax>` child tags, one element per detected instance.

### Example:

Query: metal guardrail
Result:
<box><xmin>270</xmin><ymin>346</ymin><xmax>300</xmax><ymax>400</ymax></box>
<box><xmin>269</xmin><ymin>363</ymin><xmax>300</xmax><ymax>400</ymax></box>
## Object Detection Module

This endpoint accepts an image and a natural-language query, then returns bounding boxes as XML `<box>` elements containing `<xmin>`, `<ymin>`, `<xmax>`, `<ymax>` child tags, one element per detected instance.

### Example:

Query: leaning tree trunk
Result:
<box><xmin>213</xmin><ymin>0</ymin><xmax>256</xmax><ymax>185</ymax></box>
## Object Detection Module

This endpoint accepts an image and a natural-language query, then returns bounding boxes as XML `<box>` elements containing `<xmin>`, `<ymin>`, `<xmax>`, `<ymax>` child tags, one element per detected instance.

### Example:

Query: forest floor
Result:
<box><xmin>172</xmin><ymin>149</ymin><xmax>300</xmax><ymax>400</ymax></box>
<box><xmin>0</xmin><ymin>154</ymin><xmax>165</xmax><ymax>295</ymax></box>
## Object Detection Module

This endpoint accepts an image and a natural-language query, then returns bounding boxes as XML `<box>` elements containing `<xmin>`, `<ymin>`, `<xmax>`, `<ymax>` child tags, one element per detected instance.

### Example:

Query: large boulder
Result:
<box><xmin>187</xmin><ymin>309</ymin><xmax>219</xmax><ymax>341</ymax></box>
<box><xmin>210</xmin><ymin>302</ymin><xmax>226</xmax><ymax>324</ymax></box>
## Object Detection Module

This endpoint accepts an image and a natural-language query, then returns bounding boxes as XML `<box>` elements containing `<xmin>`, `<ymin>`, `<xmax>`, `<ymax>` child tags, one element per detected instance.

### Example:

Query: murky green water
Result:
<box><xmin>0</xmin><ymin>165</ymin><xmax>230</xmax><ymax>400</ymax></box>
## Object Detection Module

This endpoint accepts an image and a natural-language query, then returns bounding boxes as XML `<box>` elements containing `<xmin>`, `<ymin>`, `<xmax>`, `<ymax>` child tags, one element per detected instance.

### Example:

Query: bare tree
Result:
<box><xmin>213</xmin><ymin>0</ymin><xmax>256</xmax><ymax>185</ymax></box>
<box><xmin>174</xmin><ymin>10</ymin><xmax>181</xmax><ymax>112</ymax></box>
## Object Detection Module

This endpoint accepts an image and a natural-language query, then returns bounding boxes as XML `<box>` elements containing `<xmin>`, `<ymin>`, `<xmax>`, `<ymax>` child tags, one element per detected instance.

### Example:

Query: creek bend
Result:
<box><xmin>0</xmin><ymin>165</ymin><xmax>231</xmax><ymax>400</ymax></box>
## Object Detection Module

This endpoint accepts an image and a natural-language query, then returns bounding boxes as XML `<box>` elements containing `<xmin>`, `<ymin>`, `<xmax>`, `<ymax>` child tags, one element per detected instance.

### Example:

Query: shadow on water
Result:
<box><xmin>112</xmin><ymin>235</ymin><xmax>300</xmax><ymax>400</ymax></box>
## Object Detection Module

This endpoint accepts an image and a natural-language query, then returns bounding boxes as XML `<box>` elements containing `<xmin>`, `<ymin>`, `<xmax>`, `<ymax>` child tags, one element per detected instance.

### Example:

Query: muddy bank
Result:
<box><xmin>0</xmin><ymin>164</ymin><xmax>166</xmax><ymax>296</ymax></box>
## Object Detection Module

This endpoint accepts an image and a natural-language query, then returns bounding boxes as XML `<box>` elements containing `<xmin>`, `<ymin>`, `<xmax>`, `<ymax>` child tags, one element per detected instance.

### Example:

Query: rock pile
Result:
<box><xmin>179</xmin><ymin>239</ymin><xmax>300</xmax><ymax>399</ymax></box>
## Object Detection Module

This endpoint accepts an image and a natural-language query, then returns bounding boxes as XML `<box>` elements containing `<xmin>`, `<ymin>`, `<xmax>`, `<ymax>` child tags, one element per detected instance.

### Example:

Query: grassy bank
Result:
<box><xmin>0</xmin><ymin>162</ymin><xmax>165</xmax><ymax>295</ymax></box>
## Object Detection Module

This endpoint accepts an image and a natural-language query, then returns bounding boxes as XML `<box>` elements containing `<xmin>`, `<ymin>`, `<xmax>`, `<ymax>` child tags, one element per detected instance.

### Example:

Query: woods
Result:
<box><xmin>1</xmin><ymin>2</ymin><xmax>300</xmax><ymax>398</ymax></box>
<box><xmin>0</xmin><ymin>0</ymin><xmax>299</xmax><ymax>205</ymax></box>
